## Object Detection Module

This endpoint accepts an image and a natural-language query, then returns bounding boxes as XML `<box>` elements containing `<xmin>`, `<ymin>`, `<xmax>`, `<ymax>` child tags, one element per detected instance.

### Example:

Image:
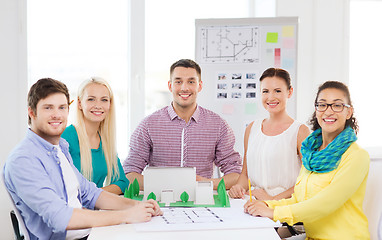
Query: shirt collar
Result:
<box><xmin>26</xmin><ymin>128</ymin><xmax>69</xmax><ymax>152</ymax></box>
<box><xmin>167</xmin><ymin>103</ymin><xmax>201</xmax><ymax>123</ymax></box>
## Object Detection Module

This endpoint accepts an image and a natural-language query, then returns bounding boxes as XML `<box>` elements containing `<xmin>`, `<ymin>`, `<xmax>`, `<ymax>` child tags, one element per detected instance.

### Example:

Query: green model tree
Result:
<box><xmin>132</xmin><ymin>178</ymin><xmax>140</xmax><ymax>196</ymax></box>
<box><xmin>180</xmin><ymin>191</ymin><xmax>189</xmax><ymax>202</ymax></box>
<box><xmin>147</xmin><ymin>192</ymin><xmax>157</xmax><ymax>201</ymax></box>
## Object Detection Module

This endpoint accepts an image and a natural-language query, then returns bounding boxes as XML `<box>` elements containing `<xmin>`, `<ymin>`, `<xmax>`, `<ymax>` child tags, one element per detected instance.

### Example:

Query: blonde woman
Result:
<box><xmin>62</xmin><ymin>77</ymin><xmax>129</xmax><ymax>195</ymax></box>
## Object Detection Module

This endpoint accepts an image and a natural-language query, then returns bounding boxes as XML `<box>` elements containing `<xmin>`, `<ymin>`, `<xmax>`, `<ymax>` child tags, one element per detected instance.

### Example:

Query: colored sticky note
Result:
<box><xmin>274</xmin><ymin>48</ymin><xmax>281</xmax><ymax>67</ymax></box>
<box><xmin>222</xmin><ymin>104</ymin><xmax>234</xmax><ymax>115</ymax></box>
<box><xmin>275</xmin><ymin>48</ymin><xmax>281</xmax><ymax>57</ymax></box>
<box><xmin>282</xmin><ymin>26</ymin><xmax>294</xmax><ymax>37</ymax></box>
<box><xmin>266</xmin><ymin>32</ymin><xmax>278</xmax><ymax>43</ymax></box>
<box><xmin>282</xmin><ymin>38</ymin><xmax>295</xmax><ymax>49</ymax></box>
<box><xmin>275</xmin><ymin>57</ymin><xmax>281</xmax><ymax>68</ymax></box>
<box><xmin>282</xmin><ymin>58</ymin><xmax>294</xmax><ymax>70</ymax></box>
<box><xmin>266</xmin><ymin>48</ymin><xmax>274</xmax><ymax>65</ymax></box>
<box><xmin>245</xmin><ymin>103</ymin><xmax>257</xmax><ymax>115</ymax></box>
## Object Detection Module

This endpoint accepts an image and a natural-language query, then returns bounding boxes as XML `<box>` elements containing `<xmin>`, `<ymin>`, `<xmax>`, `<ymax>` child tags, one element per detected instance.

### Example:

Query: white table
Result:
<box><xmin>88</xmin><ymin>198</ymin><xmax>280</xmax><ymax>240</ymax></box>
<box><xmin>88</xmin><ymin>224</ymin><xmax>281</xmax><ymax>240</ymax></box>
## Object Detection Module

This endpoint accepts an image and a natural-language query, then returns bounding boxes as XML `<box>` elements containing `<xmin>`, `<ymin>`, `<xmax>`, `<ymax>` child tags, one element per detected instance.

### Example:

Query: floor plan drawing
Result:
<box><xmin>160</xmin><ymin>208</ymin><xmax>223</xmax><ymax>224</ymax></box>
<box><xmin>133</xmin><ymin>203</ymin><xmax>280</xmax><ymax>232</ymax></box>
<box><xmin>199</xmin><ymin>26</ymin><xmax>260</xmax><ymax>64</ymax></box>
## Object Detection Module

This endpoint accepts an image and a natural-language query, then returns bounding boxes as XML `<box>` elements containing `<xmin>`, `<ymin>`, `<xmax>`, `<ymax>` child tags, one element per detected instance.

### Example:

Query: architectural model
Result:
<box><xmin>124</xmin><ymin>167</ymin><xmax>229</xmax><ymax>207</ymax></box>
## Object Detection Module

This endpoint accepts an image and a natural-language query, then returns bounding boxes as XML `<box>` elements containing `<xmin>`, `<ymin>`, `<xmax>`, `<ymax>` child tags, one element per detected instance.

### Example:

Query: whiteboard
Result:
<box><xmin>195</xmin><ymin>17</ymin><xmax>298</xmax><ymax>155</ymax></box>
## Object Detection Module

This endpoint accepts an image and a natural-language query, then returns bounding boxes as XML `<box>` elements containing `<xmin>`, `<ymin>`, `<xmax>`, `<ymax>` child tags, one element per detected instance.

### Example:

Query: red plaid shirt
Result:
<box><xmin>123</xmin><ymin>105</ymin><xmax>242</xmax><ymax>178</ymax></box>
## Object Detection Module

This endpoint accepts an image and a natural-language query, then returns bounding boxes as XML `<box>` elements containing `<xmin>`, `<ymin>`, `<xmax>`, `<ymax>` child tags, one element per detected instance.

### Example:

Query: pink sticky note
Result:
<box><xmin>282</xmin><ymin>38</ymin><xmax>295</xmax><ymax>49</ymax></box>
<box><xmin>222</xmin><ymin>104</ymin><xmax>234</xmax><ymax>115</ymax></box>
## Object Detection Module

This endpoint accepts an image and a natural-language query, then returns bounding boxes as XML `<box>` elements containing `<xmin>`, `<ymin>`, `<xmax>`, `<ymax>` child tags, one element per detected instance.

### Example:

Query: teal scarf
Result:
<box><xmin>301</xmin><ymin>126</ymin><xmax>357</xmax><ymax>173</ymax></box>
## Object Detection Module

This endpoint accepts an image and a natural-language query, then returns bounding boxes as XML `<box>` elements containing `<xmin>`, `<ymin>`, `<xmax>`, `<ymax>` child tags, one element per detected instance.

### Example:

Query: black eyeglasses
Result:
<box><xmin>315</xmin><ymin>102</ymin><xmax>350</xmax><ymax>112</ymax></box>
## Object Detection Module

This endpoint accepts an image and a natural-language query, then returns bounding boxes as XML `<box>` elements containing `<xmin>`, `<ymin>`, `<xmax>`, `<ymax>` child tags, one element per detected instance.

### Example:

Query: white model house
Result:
<box><xmin>143</xmin><ymin>167</ymin><xmax>214</xmax><ymax>205</ymax></box>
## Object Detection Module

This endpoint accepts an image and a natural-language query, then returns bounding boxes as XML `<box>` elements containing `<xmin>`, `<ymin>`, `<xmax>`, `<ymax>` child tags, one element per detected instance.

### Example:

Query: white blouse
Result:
<box><xmin>246</xmin><ymin>119</ymin><xmax>302</xmax><ymax>196</ymax></box>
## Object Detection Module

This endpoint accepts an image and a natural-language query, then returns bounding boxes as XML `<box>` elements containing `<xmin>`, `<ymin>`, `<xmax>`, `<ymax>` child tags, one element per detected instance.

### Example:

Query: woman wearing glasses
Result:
<box><xmin>244</xmin><ymin>81</ymin><xmax>370</xmax><ymax>239</ymax></box>
<box><xmin>229</xmin><ymin>68</ymin><xmax>310</xmax><ymax>201</ymax></box>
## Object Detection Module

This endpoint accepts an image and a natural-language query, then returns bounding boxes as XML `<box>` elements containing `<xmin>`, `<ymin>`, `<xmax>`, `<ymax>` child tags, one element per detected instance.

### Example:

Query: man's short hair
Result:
<box><xmin>27</xmin><ymin>78</ymin><xmax>70</xmax><ymax>125</ymax></box>
<box><xmin>170</xmin><ymin>59</ymin><xmax>201</xmax><ymax>81</ymax></box>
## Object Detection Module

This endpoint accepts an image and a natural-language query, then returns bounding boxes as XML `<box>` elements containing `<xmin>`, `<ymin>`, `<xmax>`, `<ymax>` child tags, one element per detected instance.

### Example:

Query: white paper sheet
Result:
<box><xmin>134</xmin><ymin>200</ymin><xmax>280</xmax><ymax>232</ymax></box>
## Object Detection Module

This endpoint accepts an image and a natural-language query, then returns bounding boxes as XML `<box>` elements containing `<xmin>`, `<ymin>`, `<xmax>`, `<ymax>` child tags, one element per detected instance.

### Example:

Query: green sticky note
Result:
<box><xmin>266</xmin><ymin>32</ymin><xmax>278</xmax><ymax>43</ymax></box>
<box><xmin>245</xmin><ymin>103</ymin><xmax>257</xmax><ymax>115</ymax></box>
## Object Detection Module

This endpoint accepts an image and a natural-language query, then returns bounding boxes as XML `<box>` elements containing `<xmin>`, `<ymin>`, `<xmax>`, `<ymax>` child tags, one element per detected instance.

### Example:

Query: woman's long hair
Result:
<box><xmin>75</xmin><ymin>77</ymin><xmax>119</xmax><ymax>185</ymax></box>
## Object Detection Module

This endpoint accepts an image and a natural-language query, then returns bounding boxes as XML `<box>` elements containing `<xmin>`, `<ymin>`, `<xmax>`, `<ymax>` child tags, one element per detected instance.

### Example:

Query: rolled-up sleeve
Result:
<box><xmin>214</xmin><ymin>120</ymin><xmax>242</xmax><ymax>175</ymax></box>
<box><xmin>6</xmin><ymin>156</ymin><xmax>73</xmax><ymax>233</ymax></box>
<box><xmin>123</xmin><ymin>120</ymin><xmax>152</xmax><ymax>174</ymax></box>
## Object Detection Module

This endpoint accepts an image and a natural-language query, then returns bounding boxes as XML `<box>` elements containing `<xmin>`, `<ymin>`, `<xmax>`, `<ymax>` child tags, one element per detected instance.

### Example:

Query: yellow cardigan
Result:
<box><xmin>266</xmin><ymin>142</ymin><xmax>370</xmax><ymax>240</ymax></box>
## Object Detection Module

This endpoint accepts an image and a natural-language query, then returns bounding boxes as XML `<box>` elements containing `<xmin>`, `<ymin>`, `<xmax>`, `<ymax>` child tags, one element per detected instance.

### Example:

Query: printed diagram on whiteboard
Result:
<box><xmin>200</xmin><ymin>26</ymin><xmax>260</xmax><ymax>64</ymax></box>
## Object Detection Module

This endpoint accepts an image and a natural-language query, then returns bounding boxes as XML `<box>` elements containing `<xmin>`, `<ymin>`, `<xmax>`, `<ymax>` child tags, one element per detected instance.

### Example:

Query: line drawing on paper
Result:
<box><xmin>200</xmin><ymin>26</ymin><xmax>259</xmax><ymax>64</ymax></box>
<box><xmin>160</xmin><ymin>208</ymin><xmax>224</xmax><ymax>224</ymax></box>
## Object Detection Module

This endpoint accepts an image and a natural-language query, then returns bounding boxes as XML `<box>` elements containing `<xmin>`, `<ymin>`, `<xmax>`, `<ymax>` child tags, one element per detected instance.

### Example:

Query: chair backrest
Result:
<box><xmin>1</xmin><ymin>172</ymin><xmax>30</xmax><ymax>240</ymax></box>
<box><xmin>10</xmin><ymin>210</ymin><xmax>24</xmax><ymax>240</ymax></box>
<box><xmin>363</xmin><ymin>157</ymin><xmax>382</xmax><ymax>240</ymax></box>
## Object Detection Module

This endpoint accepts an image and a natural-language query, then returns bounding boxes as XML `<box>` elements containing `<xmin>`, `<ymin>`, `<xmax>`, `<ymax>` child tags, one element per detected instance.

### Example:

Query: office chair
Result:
<box><xmin>10</xmin><ymin>210</ymin><xmax>25</xmax><ymax>240</ymax></box>
<box><xmin>1</xmin><ymin>173</ymin><xmax>30</xmax><ymax>240</ymax></box>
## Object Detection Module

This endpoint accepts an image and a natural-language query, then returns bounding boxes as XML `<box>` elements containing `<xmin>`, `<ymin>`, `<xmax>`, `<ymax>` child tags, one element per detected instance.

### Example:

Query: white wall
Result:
<box><xmin>0</xmin><ymin>0</ymin><xmax>28</xmax><ymax>238</ymax></box>
<box><xmin>277</xmin><ymin>0</ymin><xmax>349</xmax><ymax>124</ymax></box>
<box><xmin>127</xmin><ymin>0</ymin><xmax>146</xmax><ymax>137</ymax></box>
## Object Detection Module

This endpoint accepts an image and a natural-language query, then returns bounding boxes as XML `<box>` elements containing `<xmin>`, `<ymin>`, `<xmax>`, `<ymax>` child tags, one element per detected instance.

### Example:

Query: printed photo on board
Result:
<box><xmin>217</xmin><ymin>83</ymin><xmax>227</xmax><ymax>90</ymax></box>
<box><xmin>218</xmin><ymin>73</ymin><xmax>227</xmax><ymax>80</ymax></box>
<box><xmin>217</xmin><ymin>93</ymin><xmax>228</xmax><ymax>99</ymax></box>
<box><xmin>246</xmin><ymin>92</ymin><xmax>256</xmax><ymax>98</ymax></box>
<box><xmin>246</xmin><ymin>83</ymin><xmax>256</xmax><ymax>89</ymax></box>
<box><xmin>232</xmin><ymin>73</ymin><xmax>242</xmax><ymax>80</ymax></box>
<box><xmin>232</xmin><ymin>83</ymin><xmax>242</xmax><ymax>89</ymax></box>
